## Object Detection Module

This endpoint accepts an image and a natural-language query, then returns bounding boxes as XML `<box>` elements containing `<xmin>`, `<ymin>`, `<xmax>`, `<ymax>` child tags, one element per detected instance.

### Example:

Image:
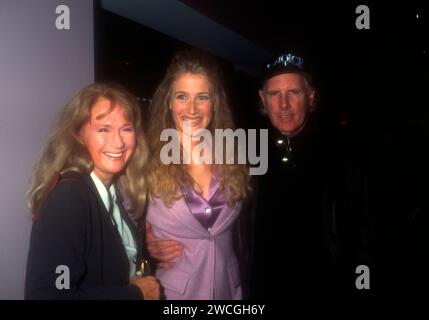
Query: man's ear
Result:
<box><xmin>258</xmin><ymin>89</ymin><xmax>268</xmax><ymax>115</ymax></box>
<box><xmin>308</xmin><ymin>87</ymin><xmax>317</xmax><ymax>112</ymax></box>
<box><xmin>258</xmin><ymin>89</ymin><xmax>265</xmax><ymax>104</ymax></box>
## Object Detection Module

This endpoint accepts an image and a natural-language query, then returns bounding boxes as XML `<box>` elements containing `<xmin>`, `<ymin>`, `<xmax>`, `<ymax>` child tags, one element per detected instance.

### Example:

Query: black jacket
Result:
<box><xmin>249</xmin><ymin>115</ymin><xmax>370</xmax><ymax>298</ymax></box>
<box><xmin>25</xmin><ymin>172</ymin><xmax>144</xmax><ymax>299</ymax></box>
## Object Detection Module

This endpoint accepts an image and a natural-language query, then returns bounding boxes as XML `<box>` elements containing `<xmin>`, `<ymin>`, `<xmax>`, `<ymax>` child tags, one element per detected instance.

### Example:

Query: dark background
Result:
<box><xmin>95</xmin><ymin>1</ymin><xmax>428</xmax><ymax>297</ymax></box>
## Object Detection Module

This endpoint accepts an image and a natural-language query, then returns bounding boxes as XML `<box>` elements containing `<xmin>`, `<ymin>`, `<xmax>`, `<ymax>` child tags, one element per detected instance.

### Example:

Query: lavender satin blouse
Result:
<box><xmin>181</xmin><ymin>176</ymin><xmax>225</xmax><ymax>230</ymax></box>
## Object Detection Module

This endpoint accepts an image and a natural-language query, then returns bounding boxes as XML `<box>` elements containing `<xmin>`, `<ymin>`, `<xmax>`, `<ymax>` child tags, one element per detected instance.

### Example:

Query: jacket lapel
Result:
<box><xmin>115</xmin><ymin>190</ymin><xmax>142</xmax><ymax>267</ymax></box>
<box><xmin>161</xmin><ymin>196</ymin><xmax>241</xmax><ymax>238</ymax></box>
<box><xmin>164</xmin><ymin>197</ymin><xmax>209</xmax><ymax>238</ymax></box>
<box><xmin>83</xmin><ymin>175</ymin><xmax>137</xmax><ymax>265</ymax></box>
<box><xmin>210</xmin><ymin>202</ymin><xmax>241</xmax><ymax>235</ymax></box>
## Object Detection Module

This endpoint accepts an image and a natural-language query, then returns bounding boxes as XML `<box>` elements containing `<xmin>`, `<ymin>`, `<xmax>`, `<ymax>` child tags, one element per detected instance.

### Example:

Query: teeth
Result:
<box><xmin>104</xmin><ymin>152</ymin><xmax>123</xmax><ymax>158</ymax></box>
<box><xmin>184</xmin><ymin>118</ymin><xmax>201</xmax><ymax>122</ymax></box>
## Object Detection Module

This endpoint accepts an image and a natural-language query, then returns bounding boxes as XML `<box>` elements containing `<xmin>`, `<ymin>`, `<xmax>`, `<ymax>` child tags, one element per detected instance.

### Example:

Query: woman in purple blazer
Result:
<box><xmin>145</xmin><ymin>49</ymin><xmax>250</xmax><ymax>299</ymax></box>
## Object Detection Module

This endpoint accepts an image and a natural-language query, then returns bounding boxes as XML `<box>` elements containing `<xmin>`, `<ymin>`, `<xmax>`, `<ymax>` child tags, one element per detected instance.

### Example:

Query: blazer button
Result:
<box><xmin>208</xmin><ymin>227</ymin><xmax>214</xmax><ymax>238</ymax></box>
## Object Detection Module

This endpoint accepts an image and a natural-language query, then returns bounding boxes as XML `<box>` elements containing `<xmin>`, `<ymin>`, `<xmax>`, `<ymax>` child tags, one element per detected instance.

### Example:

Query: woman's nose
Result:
<box><xmin>111</xmin><ymin>131</ymin><xmax>125</xmax><ymax>148</ymax></box>
<box><xmin>188</xmin><ymin>99</ymin><xmax>198</xmax><ymax>114</ymax></box>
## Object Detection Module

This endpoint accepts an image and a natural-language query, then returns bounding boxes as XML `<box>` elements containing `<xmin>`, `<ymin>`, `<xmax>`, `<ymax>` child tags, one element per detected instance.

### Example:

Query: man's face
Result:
<box><xmin>259</xmin><ymin>73</ymin><xmax>315</xmax><ymax>137</ymax></box>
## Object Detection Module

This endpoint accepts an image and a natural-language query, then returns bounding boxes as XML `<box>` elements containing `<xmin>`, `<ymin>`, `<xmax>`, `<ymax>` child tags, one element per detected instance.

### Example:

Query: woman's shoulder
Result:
<box><xmin>53</xmin><ymin>171</ymin><xmax>92</xmax><ymax>197</ymax></box>
<box><xmin>147</xmin><ymin>195</ymin><xmax>166</xmax><ymax>209</ymax></box>
<box><xmin>39</xmin><ymin>172</ymin><xmax>94</xmax><ymax>220</ymax></box>
<box><xmin>32</xmin><ymin>172</ymin><xmax>95</xmax><ymax>248</ymax></box>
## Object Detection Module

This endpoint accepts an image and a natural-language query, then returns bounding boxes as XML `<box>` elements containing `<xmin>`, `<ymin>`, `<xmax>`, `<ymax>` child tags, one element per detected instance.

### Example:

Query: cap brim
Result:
<box><xmin>261</xmin><ymin>64</ymin><xmax>310</xmax><ymax>83</ymax></box>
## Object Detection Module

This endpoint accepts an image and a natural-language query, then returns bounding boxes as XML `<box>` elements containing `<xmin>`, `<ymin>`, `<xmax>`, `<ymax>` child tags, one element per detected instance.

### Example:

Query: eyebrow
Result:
<box><xmin>91</xmin><ymin>121</ymin><xmax>133</xmax><ymax>127</ymax></box>
<box><xmin>266</xmin><ymin>87</ymin><xmax>302</xmax><ymax>92</ymax></box>
<box><xmin>174</xmin><ymin>91</ymin><xmax>210</xmax><ymax>95</ymax></box>
<box><xmin>91</xmin><ymin>122</ymin><xmax>111</xmax><ymax>128</ymax></box>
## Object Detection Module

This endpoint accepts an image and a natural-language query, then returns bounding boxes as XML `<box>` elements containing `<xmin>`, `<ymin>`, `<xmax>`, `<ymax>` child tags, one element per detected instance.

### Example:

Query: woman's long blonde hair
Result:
<box><xmin>147</xmin><ymin>49</ymin><xmax>250</xmax><ymax>206</ymax></box>
<box><xmin>27</xmin><ymin>82</ymin><xmax>148</xmax><ymax>217</ymax></box>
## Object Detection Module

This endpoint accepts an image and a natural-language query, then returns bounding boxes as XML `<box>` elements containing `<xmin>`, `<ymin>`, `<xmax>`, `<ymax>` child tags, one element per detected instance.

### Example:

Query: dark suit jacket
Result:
<box><xmin>248</xmin><ymin>115</ymin><xmax>371</xmax><ymax>298</ymax></box>
<box><xmin>25</xmin><ymin>171</ymin><xmax>144</xmax><ymax>299</ymax></box>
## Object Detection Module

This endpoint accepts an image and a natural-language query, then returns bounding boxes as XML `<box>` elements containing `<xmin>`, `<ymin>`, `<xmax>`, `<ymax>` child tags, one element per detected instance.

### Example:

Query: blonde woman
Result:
<box><xmin>146</xmin><ymin>50</ymin><xmax>250</xmax><ymax>299</ymax></box>
<box><xmin>25</xmin><ymin>83</ymin><xmax>160</xmax><ymax>299</ymax></box>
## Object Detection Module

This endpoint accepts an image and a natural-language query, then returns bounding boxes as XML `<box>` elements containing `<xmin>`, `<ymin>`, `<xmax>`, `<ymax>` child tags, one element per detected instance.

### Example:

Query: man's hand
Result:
<box><xmin>146</xmin><ymin>222</ymin><xmax>183</xmax><ymax>269</ymax></box>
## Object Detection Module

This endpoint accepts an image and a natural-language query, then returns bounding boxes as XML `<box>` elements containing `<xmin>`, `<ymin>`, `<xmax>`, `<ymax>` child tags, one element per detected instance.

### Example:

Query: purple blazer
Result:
<box><xmin>146</xmin><ymin>196</ymin><xmax>242</xmax><ymax>300</ymax></box>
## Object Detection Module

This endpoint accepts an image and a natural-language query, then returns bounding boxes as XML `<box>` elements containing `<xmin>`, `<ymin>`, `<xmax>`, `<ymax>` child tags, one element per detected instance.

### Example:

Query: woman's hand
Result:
<box><xmin>146</xmin><ymin>223</ymin><xmax>183</xmax><ymax>269</ymax></box>
<box><xmin>130</xmin><ymin>275</ymin><xmax>161</xmax><ymax>300</ymax></box>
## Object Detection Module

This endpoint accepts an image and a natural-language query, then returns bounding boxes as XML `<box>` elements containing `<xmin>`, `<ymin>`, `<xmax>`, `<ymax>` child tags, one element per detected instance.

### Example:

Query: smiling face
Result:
<box><xmin>80</xmin><ymin>99</ymin><xmax>136</xmax><ymax>186</ymax></box>
<box><xmin>170</xmin><ymin>72</ymin><xmax>213</xmax><ymax>135</ymax></box>
<box><xmin>259</xmin><ymin>73</ymin><xmax>315</xmax><ymax>137</ymax></box>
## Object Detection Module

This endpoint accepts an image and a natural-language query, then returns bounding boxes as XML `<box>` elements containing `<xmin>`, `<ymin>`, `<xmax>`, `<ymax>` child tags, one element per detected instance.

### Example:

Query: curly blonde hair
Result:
<box><xmin>147</xmin><ymin>49</ymin><xmax>250</xmax><ymax>207</ymax></box>
<box><xmin>27</xmin><ymin>82</ymin><xmax>148</xmax><ymax>217</ymax></box>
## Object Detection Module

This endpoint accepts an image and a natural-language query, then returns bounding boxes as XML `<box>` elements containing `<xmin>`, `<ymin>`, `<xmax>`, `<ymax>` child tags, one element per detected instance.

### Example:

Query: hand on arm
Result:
<box><xmin>145</xmin><ymin>223</ymin><xmax>183</xmax><ymax>269</ymax></box>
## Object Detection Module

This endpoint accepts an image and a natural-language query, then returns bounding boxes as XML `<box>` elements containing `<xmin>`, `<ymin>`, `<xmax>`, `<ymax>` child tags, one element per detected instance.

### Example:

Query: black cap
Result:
<box><xmin>261</xmin><ymin>52</ymin><xmax>312</xmax><ymax>84</ymax></box>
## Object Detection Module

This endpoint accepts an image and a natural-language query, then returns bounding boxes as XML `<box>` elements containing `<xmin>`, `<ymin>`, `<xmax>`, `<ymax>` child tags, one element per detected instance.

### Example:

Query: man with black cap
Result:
<box><xmin>249</xmin><ymin>52</ymin><xmax>369</xmax><ymax>299</ymax></box>
<box><xmin>259</xmin><ymin>53</ymin><xmax>316</xmax><ymax>139</ymax></box>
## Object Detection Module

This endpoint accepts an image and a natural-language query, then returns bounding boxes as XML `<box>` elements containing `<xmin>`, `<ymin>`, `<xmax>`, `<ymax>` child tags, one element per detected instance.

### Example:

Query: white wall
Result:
<box><xmin>0</xmin><ymin>0</ymin><xmax>94</xmax><ymax>299</ymax></box>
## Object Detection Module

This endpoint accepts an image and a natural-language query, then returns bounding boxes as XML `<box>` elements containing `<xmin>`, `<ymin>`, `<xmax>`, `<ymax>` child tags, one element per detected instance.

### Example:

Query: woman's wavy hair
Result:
<box><xmin>147</xmin><ymin>49</ymin><xmax>250</xmax><ymax>206</ymax></box>
<box><xmin>27</xmin><ymin>82</ymin><xmax>148</xmax><ymax>217</ymax></box>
